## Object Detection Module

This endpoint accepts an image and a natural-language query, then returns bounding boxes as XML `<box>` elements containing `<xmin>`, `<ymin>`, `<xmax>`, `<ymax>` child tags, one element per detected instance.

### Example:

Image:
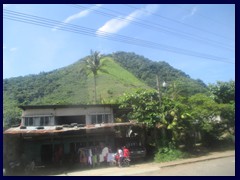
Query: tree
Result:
<box><xmin>166</xmin><ymin>78</ymin><xmax>208</xmax><ymax>99</ymax></box>
<box><xmin>208</xmin><ymin>80</ymin><xmax>235</xmax><ymax>104</ymax></box>
<box><xmin>85</xmin><ymin>50</ymin><xmax>102</xmax><ymax>104</ymax></box>
<box><xmin>186</xmin><ymin>93</ymin><xmax>221</xmax><ymax>147</ymax></box>
<box><xmin>218</xmin><ymin>102</ymin><xmax>235</xmax><ymax>136</ymax></box>
<box><xmin>119</xmin><ymin>89</ymin><xmax>178</xmax><ymax>147</ymax></box>
<box><xmin>208</xmin><ymin>80</ymin><xmax>235</xmax><ymax>139</ymax></box>
<box><xmin>3</xmin><ymin>95</ymin><xmax>22</xmax><ymax>129</ymax></box>
<box><xmin>118</xmin><ymin>88</ymin><xmax>230</xmax><ymax>150</ymax></box>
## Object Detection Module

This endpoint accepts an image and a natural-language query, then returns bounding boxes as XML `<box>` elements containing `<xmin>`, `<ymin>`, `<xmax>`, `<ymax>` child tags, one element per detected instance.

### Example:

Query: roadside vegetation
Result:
<box><xmin>118</xmin><ymin>80</ymin><xmax>235</xmax><ymax>162</ymax></box>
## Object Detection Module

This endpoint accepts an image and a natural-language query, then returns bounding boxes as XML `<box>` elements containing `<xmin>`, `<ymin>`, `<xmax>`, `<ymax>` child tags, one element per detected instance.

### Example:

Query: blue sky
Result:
<box><xmin>3</xmin><ymin>4</ymin><xmax>235</xmax><ymax>84</ymax></box>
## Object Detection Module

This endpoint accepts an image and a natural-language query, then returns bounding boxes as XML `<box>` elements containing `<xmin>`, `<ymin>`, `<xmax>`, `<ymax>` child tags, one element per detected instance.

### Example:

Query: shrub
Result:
<box><xmin>154</xmin><ymin>146</ymin><xmax>188</xmax><ymax>162</ymax></box>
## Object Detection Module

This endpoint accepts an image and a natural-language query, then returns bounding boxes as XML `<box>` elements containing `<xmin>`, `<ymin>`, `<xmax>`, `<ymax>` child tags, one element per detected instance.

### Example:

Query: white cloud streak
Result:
<box><xmin>181</xmin><ymin>5</ymin><xmax>198</xmax><ymax>21</ymax></box>
<box><xmin>96</xmin><ymin>4</ymin><xmax>160</xmax><ymax>35</ymax></box>
<box><xmin>10</xmin><ymin>47</ymin><xmax>17</xmax><ymax>52</ymax></box>
<box><xmin>52</xmin><ymin>4</ymin><xmax>102</xmax><ymax>31</ymax></box>
<box><xmin>3</xmin><ymin>45</ymin><xmax>18</xmax><ymax>52</ymax></box>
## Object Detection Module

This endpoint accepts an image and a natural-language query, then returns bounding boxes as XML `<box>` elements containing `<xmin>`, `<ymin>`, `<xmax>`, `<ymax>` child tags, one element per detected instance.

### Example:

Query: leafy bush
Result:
<box><xmin>154</xmin><ymin>146</ymin><xmax>188</xmax><ymax>162</ymax></box>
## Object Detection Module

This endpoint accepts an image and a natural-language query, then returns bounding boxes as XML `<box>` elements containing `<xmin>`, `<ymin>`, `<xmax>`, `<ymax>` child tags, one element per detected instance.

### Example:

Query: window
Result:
<box><xmin>40</xmin><ymin>117</ymin><xmax>44</xmax><ymax>126</ymax></box>
<box><xmin>90</xmin><ymin>114</ymin><xmax>111</xmax><ymax>124</ymax></box>
<box><xmin>45</xmin><ymin>117</ymin><xmax>49</xmax><ymax>125</ymax></box>
<box><xmin>29</xmin><ymin>117</ymin><xmax>33</xmax><ymax>126</ymax></box>
<box><xmin>34</xmin><ymin>117</ymin><xmax>41</xmax><ymax>126</ymax></box>
<box><xmin>91</xmin><ymin>115</ymin><xmax>97</xmax><ymax>124</ymax></box>
<box><xmin>24</xmin><ymin>116</ymin><xmax>54</xmax><ymax>126</ymax></box>
<box><xmin>97</xmin><ymin>115</ymin><xmax>103</xmax><ymax>124</ymax></box>
<box><xmin>104</xmin><ymin>114</ymin><xmax>110</xmax><ymax>123</ymax></box>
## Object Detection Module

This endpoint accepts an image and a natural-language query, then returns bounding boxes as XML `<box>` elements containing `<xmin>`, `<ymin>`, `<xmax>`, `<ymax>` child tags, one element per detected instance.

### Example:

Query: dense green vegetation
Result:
<box><xmin>118</xmin><ymin>80</ymin><xmax>235</xmax><ymax>162</ymax></box>
<box><xmin>154</xmin><ymin>145</ymin><xmax>188</xmax><ymax>162</ymax></box>
<box><xmin>110</xmin><ymin>51</ymin><xmax>207</xmax><ymax>96</ymax></box>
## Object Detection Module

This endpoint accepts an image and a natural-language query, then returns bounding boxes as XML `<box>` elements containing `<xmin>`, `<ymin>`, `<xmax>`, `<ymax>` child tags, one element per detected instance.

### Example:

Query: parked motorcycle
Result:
<box><xmin>120</xmin><ymin>157</ymin><xmax>130</xmax><ymax>167</ymax></box>
<box><xmin>5</xmin><ymin>161</ymin><xmax>21</xmax><ymax>175</ymax></box>
<box><xmin>115</xmin><ymin>154</ymin><xmax>130</xmax><ymax>167</ymax></box>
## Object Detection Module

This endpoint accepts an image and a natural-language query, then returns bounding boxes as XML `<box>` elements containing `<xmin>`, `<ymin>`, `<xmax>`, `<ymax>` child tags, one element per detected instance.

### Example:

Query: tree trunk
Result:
<box><xmin>94</xmin><ymin>74</ymin><xmax>97</xmax><ymax>104</ymax></box>
<box><xmin>160</xmin><ymin>127</ymin><xmax>167</xmax><ymax>147</ymax></box>
<box><xmin>154</xmin><ymin>124</ymin><xmax>158</xmax><ymax>148</ymax></box>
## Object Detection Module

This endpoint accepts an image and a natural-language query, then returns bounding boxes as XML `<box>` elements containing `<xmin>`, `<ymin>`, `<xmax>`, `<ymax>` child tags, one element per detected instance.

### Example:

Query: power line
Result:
<box><xmin>3</xmin><ymin>9</ymin><xmax>234</xmax><ymax>64</ymax></box>
<box><xmin>70</xmin><ymin>4</ymin><xmax>233</xmax><ymax>51</ymax></box>
<box><xmin>172</xmin><ymin>4</ymin><xmax>232</xmax><ymax>29</ymax></box>
<box><xmin>125</xmin><ymin>4</ymin><xmax>234</xmax><ymax>41</ymax></box>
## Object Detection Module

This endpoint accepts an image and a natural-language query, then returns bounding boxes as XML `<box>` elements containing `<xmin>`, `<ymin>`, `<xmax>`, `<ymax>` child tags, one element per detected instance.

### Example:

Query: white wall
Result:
<box><xmin>21</xmin><ymin>106</ymin><xmax>114</xmax><ymax>125</ymax></box>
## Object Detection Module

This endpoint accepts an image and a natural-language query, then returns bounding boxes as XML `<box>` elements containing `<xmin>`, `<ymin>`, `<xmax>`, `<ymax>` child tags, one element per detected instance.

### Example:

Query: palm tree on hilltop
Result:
<box><xmin>85</xmin><ymin>50</ymin><xmax>103</xmax><ymax>104</ymax></box>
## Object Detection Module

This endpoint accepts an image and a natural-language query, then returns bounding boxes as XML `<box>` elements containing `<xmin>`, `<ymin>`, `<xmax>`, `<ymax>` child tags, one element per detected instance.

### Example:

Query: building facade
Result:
<box><xmin>3</xmin><ymin>104</ymin><xmax>136</xmax><ymax>168</ymax></box>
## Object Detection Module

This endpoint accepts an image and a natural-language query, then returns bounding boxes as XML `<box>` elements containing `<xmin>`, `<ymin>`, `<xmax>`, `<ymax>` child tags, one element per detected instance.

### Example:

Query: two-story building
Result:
<box><xmin>3</xmin><ymin>104</ymin><xmax>138</xmax><ymax>167</ymax></box>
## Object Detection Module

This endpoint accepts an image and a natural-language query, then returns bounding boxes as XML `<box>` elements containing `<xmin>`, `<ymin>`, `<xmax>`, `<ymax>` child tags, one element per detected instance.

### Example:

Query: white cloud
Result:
<box><xmin>96</xmin><ymin>17</ymin><xmax>127</xmax><ymax>35</ymax></box>
<box><xmin>181</xmin><ymin>5</ymin><xmax>198</xmax><ymax>21</ymax></box>
<box><xmin>52</xmin><ymin>4</ymin><xmax>102</xmax><ymax>31</ymax></box>
<box><xmin>3</xmin><ymin>44</ymin><xmax>18</xmax><ymax>52</ymax></box>
<box><xmin>10</xmin><ymin>47</ymin><xmax>17</xmax><ymax>52</ymax></box>
<box><xmin>96</xmin><ymin>4</ymin><xmax>159</xmax><ymax>35</ymax></box>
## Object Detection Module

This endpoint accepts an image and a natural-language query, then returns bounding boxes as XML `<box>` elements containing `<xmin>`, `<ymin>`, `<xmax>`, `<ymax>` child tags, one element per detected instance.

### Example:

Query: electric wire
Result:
<box><xmin>3</xmin><ymin>9</ymin><xmax>234</xmax><ymax>64</ymax></box>
<box><xmin>70</xmin><ymin>4</ymin><xmax>233</xmax><ymax>51</ymax></box>
<box><xmin>125</xmin><ymin>4</ymin><xmax>234</xmax><ymax>41</ymax></box>
<box><xmin>172</xmin><ymin>4</ymin><xmax>232</xmax><ymax>29</ymax></box>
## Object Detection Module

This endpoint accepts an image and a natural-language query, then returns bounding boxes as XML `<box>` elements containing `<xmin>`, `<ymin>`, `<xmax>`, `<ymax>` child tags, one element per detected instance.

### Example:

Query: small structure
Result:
<box><xmin>3</xmin><ymin>104</ymin><xmax>140</xmax><ymax>169</ymax></box>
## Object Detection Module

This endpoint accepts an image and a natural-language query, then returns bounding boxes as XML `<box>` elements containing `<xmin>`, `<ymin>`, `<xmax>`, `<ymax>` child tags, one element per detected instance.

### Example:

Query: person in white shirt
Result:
<box><xmin>117</xmin><ymin>147</ymin><xmax>123</xmax><ymax>167</ymax></box>
<box><xmin>102</xmin><ymin>146</ymin><xmax>109</xmax><ymax>162</ymax></box>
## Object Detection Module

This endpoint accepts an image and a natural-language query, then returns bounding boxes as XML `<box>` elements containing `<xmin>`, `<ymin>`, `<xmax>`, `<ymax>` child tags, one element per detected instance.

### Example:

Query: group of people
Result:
<box><xmin>115</xmin><ymin>146</ymin><xmax>130</xmax><ymax>167</ymax></box>
<box><xmin>77</xmin><ymin>146</ymin><xmax>103</xmax><ymax>168</ymax></box>
<box><xmin>71</xmin><ymin>143</ymin><xmax>131</xmax><ymax>168</ymax></box>
<box><xmin>98</xmin><ymin>143</ymin><xmax>130</xmax><ymax>167</ymax></box>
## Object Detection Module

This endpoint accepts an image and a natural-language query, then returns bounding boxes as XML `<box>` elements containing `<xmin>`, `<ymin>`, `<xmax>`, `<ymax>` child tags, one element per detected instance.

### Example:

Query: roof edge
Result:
<box><xmin>19</xmin><ymin>104</ymin><xmax>120</xmax><ymax>110</ymax></box>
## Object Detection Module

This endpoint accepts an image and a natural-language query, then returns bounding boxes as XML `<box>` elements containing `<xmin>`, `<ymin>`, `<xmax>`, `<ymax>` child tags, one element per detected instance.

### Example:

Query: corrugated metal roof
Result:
<box><xmin>18</xmin><ymin>104</ymin><xmax>119</xmax><ymax>110</ymax></box>
<box><xmin>3</xmin><ymin>122</ymin><xmax>137</xmax><ymax>136</ymax></box>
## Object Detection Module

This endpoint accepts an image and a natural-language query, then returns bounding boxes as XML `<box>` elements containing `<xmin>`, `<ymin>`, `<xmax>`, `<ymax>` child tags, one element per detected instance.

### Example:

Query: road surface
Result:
<box><xmin>133</xmin><ymin>156</ymin><xmax>235</xmax><ymax>176</ymax></box>
<box><xmin>59</xmin><ymin>156</ymin><xmax>234</xmax><ymax>176</ymax></box>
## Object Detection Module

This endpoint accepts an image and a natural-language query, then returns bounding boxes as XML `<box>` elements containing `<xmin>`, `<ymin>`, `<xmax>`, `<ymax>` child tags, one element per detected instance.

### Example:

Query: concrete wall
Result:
<box><xmin>21</xmin><ymin>106</ymin><xmax>114</xmax><ymax>125</ymax></box>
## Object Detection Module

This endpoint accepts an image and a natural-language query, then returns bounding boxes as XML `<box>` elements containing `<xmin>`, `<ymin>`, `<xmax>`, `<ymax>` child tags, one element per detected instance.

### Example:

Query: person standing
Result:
<box><xmin>117</xmin><ymin>147</ymin><xmax>123</xmax><ymax>167</ymax></box>
<box><xmin>123</xmin><ymin>146</ymin><xmax>130</xmax><ymax>158</ymax></box>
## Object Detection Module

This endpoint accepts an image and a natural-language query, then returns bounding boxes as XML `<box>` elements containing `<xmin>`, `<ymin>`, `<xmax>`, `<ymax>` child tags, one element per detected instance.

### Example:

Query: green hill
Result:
<box><xmin>3</xmin><ymin>52</ymin><xmax>208</xmax><ymax>128</ymax></box>
<box><xmin>110</xmin><ymin>51</ymin><xmax>207</xmax><ymax>91</ymax></box>
<box><xmin>3</xmin><ymin>56</ymin><xmax>151</xmax><ymax>127</ymax></box>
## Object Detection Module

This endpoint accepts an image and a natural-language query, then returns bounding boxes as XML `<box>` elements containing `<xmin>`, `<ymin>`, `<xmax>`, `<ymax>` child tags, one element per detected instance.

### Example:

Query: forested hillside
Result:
<box><xmin>110</xmin><ymin>52</ymin><xmax>207</xmax><ymax>96</ymax></box>
<box><xmin>3</xmin><ymin>52</ymin><xmax>207</xmax><ymax>128</ymax></box>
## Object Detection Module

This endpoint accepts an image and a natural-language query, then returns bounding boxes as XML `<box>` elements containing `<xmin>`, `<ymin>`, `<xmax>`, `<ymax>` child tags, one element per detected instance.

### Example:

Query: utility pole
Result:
<box><xmin>156</xmin><ymin>75</ymin><xmax>161</xmax><ymax>106</ymax></box>
<box><xmin>155</xmin><ymin>75</ymin><xmax>161</xmax><ymax>147</ymax></box>
<box><xmin>156</xmin><ymin>74</ymin><xmax>166</xmax><ymax>147</ymax></box>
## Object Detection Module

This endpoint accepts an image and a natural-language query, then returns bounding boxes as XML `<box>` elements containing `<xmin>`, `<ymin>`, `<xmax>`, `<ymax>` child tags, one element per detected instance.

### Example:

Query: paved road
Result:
<box><xmin>133</xmin><ymin>157</ymin><xmax>235</xmax><ymax>176</ymax></box>
<box><xmin>56</xmin><ymin>150</ymin><xmax>234</xmax><ymax>176</ymax></box>
<box><xmin>60</xmin><ymin>157</ymin><xmax>235</xmax><ymax>176</ymax></box>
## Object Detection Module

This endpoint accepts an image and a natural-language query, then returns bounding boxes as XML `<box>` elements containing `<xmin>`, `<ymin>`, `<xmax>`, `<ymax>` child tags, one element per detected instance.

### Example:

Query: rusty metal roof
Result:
<box><xmin>3</xmin><ymin>122</ymin><xmax>138</xmax><ymax>136</ymax></box>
